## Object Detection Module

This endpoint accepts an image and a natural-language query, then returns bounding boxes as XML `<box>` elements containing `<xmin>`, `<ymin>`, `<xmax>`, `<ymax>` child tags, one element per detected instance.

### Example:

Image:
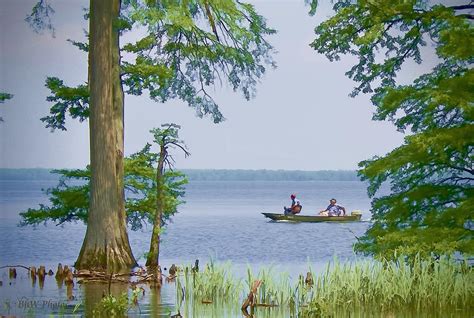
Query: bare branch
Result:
<box><xmin>168</xmin><ymin>142</ymin><xmax>190</xmax><ymax>156</ymax></box>
<box><xmin>0</xmin><ymin>265</ymin><xmax>31</xmax><ymax>271</ymax></box>
<box><xmin>448</xmin><ymin>4</ymin><xmax>474</xmax><ymax>10</ymax></box>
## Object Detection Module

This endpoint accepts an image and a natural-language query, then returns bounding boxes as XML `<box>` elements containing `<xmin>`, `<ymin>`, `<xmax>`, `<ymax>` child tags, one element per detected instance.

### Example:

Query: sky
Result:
<box><xmin>0</xmin><ymin>0</ymin><xmax>423</xmax><ymax>171</ymax></box>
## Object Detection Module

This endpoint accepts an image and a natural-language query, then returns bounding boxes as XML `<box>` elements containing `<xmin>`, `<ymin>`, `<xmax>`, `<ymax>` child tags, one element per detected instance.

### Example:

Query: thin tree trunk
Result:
<box><xmin>75</xmin><ymin>0</ymin><xmax>136</xmax><ymax>272</ymax></box>
<box><xmin>146</xmin><ymin>145</ymin><xmax>166</xmax><ymax>269</ymax></box>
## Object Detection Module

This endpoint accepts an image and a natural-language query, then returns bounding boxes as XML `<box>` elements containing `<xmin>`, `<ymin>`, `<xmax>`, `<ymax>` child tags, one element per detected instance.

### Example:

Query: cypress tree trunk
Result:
<box><xmin>75</xmin><ymin>0</ymin><xmax>136</xmax><ymax>272</ymax></box>
<box><xmin>146</xmin><ymin>145</ymin><xmax>166</xmax><ymax>269</ymax></box>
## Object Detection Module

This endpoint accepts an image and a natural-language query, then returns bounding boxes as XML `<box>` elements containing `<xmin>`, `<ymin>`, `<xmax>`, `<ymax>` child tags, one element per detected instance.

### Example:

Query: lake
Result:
<box><xmin>0</xmin><ymin>178</ymin><xmax>374</xmax><ymax>316</ymax></box>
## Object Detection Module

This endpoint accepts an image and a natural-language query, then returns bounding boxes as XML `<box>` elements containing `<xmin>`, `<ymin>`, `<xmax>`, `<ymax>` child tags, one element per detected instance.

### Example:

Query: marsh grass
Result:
<box><xmin>177</xmin><ymin>260</ymin><xmax>243</xmax><ymax>305</ymax></box>
<box><xmin>301</xmin><ymin>255</ymin><xmax>473</xmax><ymax>316</ymax></box>
<box><xmin>175</xmin><ymin>255</ymin><xmax>473</xmax><ymax>317</ymax></box>
<box><xmin>245</xmin><ymin>266</ymin><xmax>294</xmax><ymax>307</ymax></box>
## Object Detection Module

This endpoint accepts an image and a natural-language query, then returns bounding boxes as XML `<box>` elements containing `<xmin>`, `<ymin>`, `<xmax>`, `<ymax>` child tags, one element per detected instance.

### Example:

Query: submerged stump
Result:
<box><xmin>38</xmin><ymin>266</ymin><xmax>46</xmax><ymax>289</ymax></box>
<box><xmin>192</xmin><ymin>259</ymin><xmax>199</xmax><ymax>273</ymax></box>
<box><xmin>242</xmin><ymin>280</ymin><xmax>262</xmax><ymax>316</ymax></box>
<box><xmin>55</xmin><ymin>263</ymin><xmax>64</xmax><ymax>279</ymax></box>
<box><xmin>305</xmin><ymin>272</ymin><xmax>313</xmax><ymax>287</ymax></box>
<box><xmin>166</xmin><ymin>264</ymin><xmax>178</xmax><ymax>282</ymax></box>
<box><xmin>30</xmin><ymin>266</ymin><xmax>36</xmax><ymax>278</ymax></box>
<box><xmin>9</xmin><ymin>268</ymin><xmax>17</xmax><ymax>279</ymax></box>
<box><xmin>65</xmin><ymin>270</ymin><xmax>74</xmax><ymax>286</ymax></box>
<box><xmin>38</xmin><ymin>266</ymin><xmax>46</xmax><ymax>279</ymax></box>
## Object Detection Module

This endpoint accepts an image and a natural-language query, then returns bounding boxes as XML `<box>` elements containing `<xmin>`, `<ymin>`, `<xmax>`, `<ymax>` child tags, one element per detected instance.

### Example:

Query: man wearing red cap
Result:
<box><xmin>284</xmin><ymin>194</ymin><xmax>302</xmax><ymax>215</ymax></box>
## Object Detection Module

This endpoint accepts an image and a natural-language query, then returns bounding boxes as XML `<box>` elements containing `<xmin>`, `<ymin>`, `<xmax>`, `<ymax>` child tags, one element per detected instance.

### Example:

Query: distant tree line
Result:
<box><xmin>182</xmin><ymin>169</ymin><xmax>359</xmax><ymax>181</ymax></box>
<box><xmin>0</xmin><ymin>168</ymin><xmax>60</xmax><ymax>180</ymax></box>
<box><xmin>0</xmin><ymin>168</ymin><xmax>359</xmax><ymax>182</ymax></box>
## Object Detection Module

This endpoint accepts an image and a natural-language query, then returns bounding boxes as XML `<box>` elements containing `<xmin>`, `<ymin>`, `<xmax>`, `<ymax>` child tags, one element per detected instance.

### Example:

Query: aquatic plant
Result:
<box><xmin>178</xmin><ymin>261</ymin><xmax>243</xmax><ymax>304</ymax></box>
<box><xmin>174</xmin><ymin>255</ymin><xmax>473</xmax><ymax>317</ymax></box>
<box><xmin>300</xmin><ymin>255</ymin><xmax>473</xmax><ymax>316</ymax></box>
<box><xmin>91</xmin><ymin>286</ymin><xmax>145</xmax><ymax>317</ymax></box>
<box><xmin>245</xmin><ymin>266</ymin><xmax>294</xmax><ymax>307</ymax></box>
<box><xmin>92</xmin><ymin>293</ymin><xmax>129</xmax><ymax>317</ymax></box>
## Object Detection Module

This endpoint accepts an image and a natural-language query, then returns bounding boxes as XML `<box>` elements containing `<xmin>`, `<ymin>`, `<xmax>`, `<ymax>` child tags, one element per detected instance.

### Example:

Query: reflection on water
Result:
<box><xmin>0</xmin><ymin>272</ymin><xmax>79</xmax><ymax>316</ymax></box>
<box><xmin>82</xmin><ymin>282</ymin><xmax>127</xmax><ymax>316</ymax></box>
<box><xmin>0</xmin><ymin>270</ymin><xmax>472</xmax><ymax>317</ymax></box>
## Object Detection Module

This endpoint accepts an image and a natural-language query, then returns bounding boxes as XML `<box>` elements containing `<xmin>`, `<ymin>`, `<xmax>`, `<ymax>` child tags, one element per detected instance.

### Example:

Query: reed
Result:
<box><xmin>245</xmin><ymin>266</ymin><xmax>295</xmax><ymax>307</ymax></box>
<box><xmin>174</xmin><ymin>255</ymin><xmax>473</xmax><ymax>316</ymax></box>
<box><xmin>178</xmin><ymin>260</ymin><xmax>243</xmax><ymax>304</ymax></box>
<box><xmin>300</xmin><ymin>255</ymin><xmax>473</xmax><ymax>316</ymax></box>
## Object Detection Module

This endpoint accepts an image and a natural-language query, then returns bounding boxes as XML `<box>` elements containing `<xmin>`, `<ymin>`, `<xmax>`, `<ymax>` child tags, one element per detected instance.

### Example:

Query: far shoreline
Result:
<box><xmin>0</xmin><ymin>168</ymin><xmax>360</xmax><ymax>182</ymax></box>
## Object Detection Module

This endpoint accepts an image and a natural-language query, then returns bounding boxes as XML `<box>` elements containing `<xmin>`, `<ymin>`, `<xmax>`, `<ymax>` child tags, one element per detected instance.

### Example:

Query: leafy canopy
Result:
<box><xmin>0</xmin><ymin>93</ymin><xmax>13</xmax><ymax>102</ymax></box>
<box><xmin>20</xmin><ymin>143</ymin><xmax>188</xmax><ymax>231</ymax></box>
<box><xmin>310</xmin><ymin>0</ymin><xmax>474</xmax><ymax>259</ymax></box>
<box><xmin>150</xmin><ymin>123</ymin><xmax>190</xmax><ymax>165</ymax></box>
<box><xmin>39</xmin><ymin>0</ymin><xmax>276</xmax><ymax>130</ymax></box>
<box><xmin>0</xmin><ymin>92</ymin><xmax>14</xmax><ymax>122</ymax></box>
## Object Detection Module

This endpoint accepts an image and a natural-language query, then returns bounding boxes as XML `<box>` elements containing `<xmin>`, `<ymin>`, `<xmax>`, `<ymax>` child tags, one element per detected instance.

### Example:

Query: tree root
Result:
<box><xmin>2</xmin><ymin>263</ymin><xmax>169</xmax><ymax>287</ymax></box>
<box><xmin>0</xmin><ymin>265</ymin><xmax>30</xmax><ymax>271</ymax></box>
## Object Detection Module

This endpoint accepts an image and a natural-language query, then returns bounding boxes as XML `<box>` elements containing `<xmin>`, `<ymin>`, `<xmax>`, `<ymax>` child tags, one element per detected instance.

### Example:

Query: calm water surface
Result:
<box><xmin>1</xmin><ymin>179</ymin><xmax>376</xmax><ymax>316</ymax></box>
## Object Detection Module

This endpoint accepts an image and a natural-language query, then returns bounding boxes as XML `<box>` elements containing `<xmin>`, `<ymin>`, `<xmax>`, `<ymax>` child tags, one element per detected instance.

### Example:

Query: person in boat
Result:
<box><xmin>284</xmin><ymin>194</ymin><xmax>302</xmax><ymax>215</ymax></box>
<box><xmin>319</xmin><ymin>198</ymin><xmax>346</xmax><ymax>216</ymax></box>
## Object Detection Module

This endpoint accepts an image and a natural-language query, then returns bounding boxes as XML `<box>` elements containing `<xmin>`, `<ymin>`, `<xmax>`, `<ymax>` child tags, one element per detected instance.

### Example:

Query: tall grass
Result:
<box><xmin>177</xmin><ymin>260</ymin><xmax>243</xmax><ymax>304</ymax></box>
<box><xmin>245</xmin><ymin>266</ymin><xmax>293</xmax><ymax>306</ymax></box>
<box><xmin>301</xmin><ymin>255</ymin><xmax>473</xmax><ymax>316</ymax></box>
<box><xmin>174</xmin><ymin>255</ymin><xmax>473</xmax><ymax>317</ymax></box>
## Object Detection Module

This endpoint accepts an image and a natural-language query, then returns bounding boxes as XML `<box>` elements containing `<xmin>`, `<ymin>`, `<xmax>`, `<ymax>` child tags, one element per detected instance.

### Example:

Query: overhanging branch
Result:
<box><xmin>448</xmin><ymin>4</ymin><xmax>474</xmax><ymax>10</ymax></box>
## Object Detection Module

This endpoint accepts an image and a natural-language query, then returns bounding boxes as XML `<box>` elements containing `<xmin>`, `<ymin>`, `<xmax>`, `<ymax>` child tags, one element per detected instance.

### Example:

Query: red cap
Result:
<box><xmin>290</xmin><ymin>194</ymin><xmax>296</xmax><ymax>199</ymax></box>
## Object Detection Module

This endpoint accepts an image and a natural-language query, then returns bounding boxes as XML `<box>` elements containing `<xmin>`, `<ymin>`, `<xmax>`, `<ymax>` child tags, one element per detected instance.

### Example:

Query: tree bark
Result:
<box><xmin>146</xmin><ymin>145</ymin><xmax>166</xmax><ymax>269</ymax></box>
<box><xmin>75</xmin><ymin>0</ymin><xmax>136</xmax><ymax>272</ymax></box>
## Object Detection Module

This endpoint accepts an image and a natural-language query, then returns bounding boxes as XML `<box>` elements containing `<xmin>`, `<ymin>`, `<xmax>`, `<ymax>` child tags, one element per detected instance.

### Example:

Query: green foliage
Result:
<box><xmin>66</xmin><ymin>38</ymin><xmax>89</xmax><ymax>52</ymax></box>
<box><xmin>0</xmin><ymin>92</ymin><xmax>13</xmax><ymax>103</ymax></box>
<box><xmin>20</xmin><ymin>168</ymin><xmax>90</xmax><ymax>226</ymax></box>
<box><xmin>20</xmin><ymin>139</ymin><xmax>188</xmax><ymax>230</ymax></box>
<box><xmin>246</xmin><ymin>266</ymin><xmax>293</xmax><ymax>306</ymax></box>
<box><xmin>305</xmin><ymin>0</ymin><xmax>318</xmax><ymax>16</ymax></box>
<box><xmin>125</xmin><ymin>143</ymin><xmax>188</xmax><ymax>231</ymax></box>
<box><xmin>93</xmin><ymin>293</ymin><xmax>129</xmax><ymax>317</ymax></box>
<box><xmin>311</xmin><ymin>1</ymin><xmax>474</xmax><ymax>259</ymax></box>
<box><xmin>122</xmin><ymin>0</ymin><xmax>276</xmax><ymax>123</ymax></box>
<box><xmin>42</xmin><ymin>0</ymin><xmax>276</xmax><ymax>130</ymax></box>
<box><xmin>0</xmin><ymin>92</ymin><xmax>13</xmax><ymax>122</ymax></box>
<box><xmin>41</xmin><ymin>77</ymin><xmax>89</xmax><ymax>131</ymax></box>
<box><xmin>25</xmin><ymin>0</ymin><xmax>55</xmax><ymax>36</ymax></box>
<box><xmin>188</xmin><ymin>261</ymin><xmax>243</xmax><ymax>303</ymax></box>
<box><xmin>175</xmin><ymin>257</ymin><xmax>473</xmax><ymax>316</ymax></box>
<box><xmin>150</xmin><ymin>123</ymin><xmax>190</xmax><ymax>158</ymax></box>
<box><xmin>300</xmin><ymin>255</ymin><xmax>473</xmax><ymax>316</ymax></box>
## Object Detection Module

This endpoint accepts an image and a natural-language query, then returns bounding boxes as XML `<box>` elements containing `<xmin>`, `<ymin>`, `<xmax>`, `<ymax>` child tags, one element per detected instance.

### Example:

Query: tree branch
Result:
<box><xmin>458</xmin><ymin>14</ymin><xmax>474</xmax><ymax>19</ymax></box>
<box><xmin>446</xmin><ymin>164</ymin><xmax>474</xmax><ymax>175</ymax></box>
<box><xmin>448</xmin><ymin>5</ymin><xmax>474</xmax><ymax>10</ymax></box>
<box><xmin>0</xmin><ymin>265</ymin><xmax>30</xmax><ymax>271</ymax></box>
<box><xmin>169</xmin><ymin>142</ymin><xmax>190</xmax><ymax>157</ymax></box>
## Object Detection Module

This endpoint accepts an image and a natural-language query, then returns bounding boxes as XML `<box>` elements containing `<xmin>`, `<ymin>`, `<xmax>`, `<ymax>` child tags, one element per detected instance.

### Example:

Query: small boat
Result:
<box><xmin>262</xmin><ymin>211</ymin><xmax>362</xmax><ymax>223</ymax></box>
